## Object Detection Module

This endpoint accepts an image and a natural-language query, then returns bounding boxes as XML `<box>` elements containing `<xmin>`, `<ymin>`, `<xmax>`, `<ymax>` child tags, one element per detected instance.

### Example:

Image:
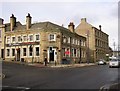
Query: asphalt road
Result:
<box><xmin>2</xmin><ymin>61</ymin><xmax>119</xmax><ymax>89</ymax></box>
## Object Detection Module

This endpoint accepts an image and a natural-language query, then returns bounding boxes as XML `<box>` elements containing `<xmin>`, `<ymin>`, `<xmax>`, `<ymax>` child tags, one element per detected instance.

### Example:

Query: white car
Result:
<box><xmin>109</xmin><ymin>59</ymin><xmax>120</xmax><ymax>68</ymax></box>
<box><xmin>98</xmin><ymin>59</ymin><xmax>106</xmax><ymax>65</ymax></box>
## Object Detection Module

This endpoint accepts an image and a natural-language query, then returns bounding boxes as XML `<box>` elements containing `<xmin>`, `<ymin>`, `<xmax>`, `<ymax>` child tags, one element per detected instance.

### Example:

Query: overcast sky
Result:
<box><xmin>0</xmin><ymin>0</ymin><xmax>119</xmax><ymax>50</ymax></box>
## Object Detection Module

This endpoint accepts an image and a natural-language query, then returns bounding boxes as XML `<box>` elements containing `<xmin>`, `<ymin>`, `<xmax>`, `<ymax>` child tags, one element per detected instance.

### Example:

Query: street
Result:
<box><xmin>2</xmin><ymin>61</ymin><xmax>119</xmax><ymax>89</ymax></box>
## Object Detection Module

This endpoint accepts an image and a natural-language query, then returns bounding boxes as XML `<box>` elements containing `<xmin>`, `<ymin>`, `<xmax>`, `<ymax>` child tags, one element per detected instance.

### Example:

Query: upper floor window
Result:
<box><xmin>72</xmin><ymin>39</ymin><xmax>74</xmax><ymax>44</ymax></box>
<box><xmin>75</xmin><ymin>39</ymin><xmax>77</xmax><ymax>45</ymax></box>
<box><xmin>0</xmin><ymin>30</ymin><xmax>1</xmax><ymax>38</ymax></box>
<box><xmin>68</xmin><ymin>37</ymin><xmax>70</xmax><ymax>43</ymax></box>
<box><xmin>29</xmin><ymin>35</ymin><xmax>33</xmax><ymax>41</ymax></box>
<box><xmin>36</xmin><ymin>34</ymin><xmax>40</xmax><ymax>41</ymax></box>
<box><xmin>78</xmin><ymin>40</ymin><xmax>80</xmax><ymax>45</ymax></box>
<box><xmin>63</xmin><ymin>36</ymin><xmax>67</xmax><ymax>43</ymax></box>
<box><xmin>23</xmin><ymin>36</ymin><xmax>27</xmax><ymax>42</ymax></box>
<box><xmin>6</xmin><ymin>36</ymin><xmax>10</xmax><ymax>44</ymax></box>
<box><xmin>18</xmin><ymin>36</ymin><xmax>21</xmax><ymax>42</ymax></box>
<box><xmin>12</xmin><ymin>37</ymin><xmax>16</xmax><ymax>43</ymax></box>
<box><xmin>49</xmin><ymin>34</ymin><xmax>56</xmax><ymax>41</ymax></box>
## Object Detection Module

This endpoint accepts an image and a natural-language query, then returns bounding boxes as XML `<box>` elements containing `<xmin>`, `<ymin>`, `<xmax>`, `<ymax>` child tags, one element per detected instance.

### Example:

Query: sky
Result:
<box><xmin>0</xmin><ymin>0</ymin><xmax>119</xmax><ymax>51</ymax></box>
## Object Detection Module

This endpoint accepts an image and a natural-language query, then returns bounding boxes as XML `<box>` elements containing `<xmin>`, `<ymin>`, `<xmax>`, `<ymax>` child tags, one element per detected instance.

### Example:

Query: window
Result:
<box><xmin>18</xmin><ymin>36</ymin><xmax>21</xmax><ymax>42</ymax></box>
<box><xmin>36</xmin><ymin>47</ymin><xmax>39</xmax><ymax>56</ymax></box>
<box><xmin>23</xmin><ymin>36</ymin><xmax>27</xmax><ymax>42</ymax></box>
<box><xmin>23</xmin><ymin>48</ymin><xmax>26</xmax><ymax>56</ymax></box>
<box><xmin>29</xmin><ymin>46</ymin><xmax>33</xmax><ymax>56</ymax></box>
<box><xmin>12</xmin><ymin>49</ymin><xmax>15</xmax><ymax>56</ymax></box>
<box><xmin>36</xmin><ymin>34</ymin><xmax>40</xmax><ymax>41</ymax></box>
<box><xmin>74</xmin><ymin>49</ymin><xmax>77</xmax><ymax>57</ymax></box>
<box><xmin>7</xmin><ymin>49</ymin><xmax>10</xmax><ymax>56</ymax></box>
<box><xmin>0</xmin><ymin>30</ymin><xmax>1</xmax><ymax>38</ymax></box>
<box><xmin>63</xmin><ymin>48</ymin><xmax>65</xmax><ymax>57</ymax></box>
<box><xmin>77</xmin><ymin>49</ymin><xmax>80</xmax><ymax>57</ymax></box>
<box><xmin>72</xmin><ymin>48</ymin><xmax>74</xmax><ymax>57</ymax></box>
<box><xmin>6</xmin><ymin>37</ymin><xmax>10</xmax><ymax>44</ymax></box>
<box><xmin>78</xmin><ymin>40</ymin><xmax>80</xmax><ymax>45</ymax></box>
<box><xmin>12</xmin><ymin>37</ymin><xmax>15</xmax><ymax>42</ymax></box>
<box><xmin>68</xmin><ymin>37</ymin><xmax>70</xmax><ymax>43</ymax></box>
<box><xmin>75</xmin><ymin>39</ymin><xmax>77</xmax><ymax>45</ymax></box>
<box><xmin>29</xmin><ymin>35</ymin><xmax>33</xmax><ymax>41</ymax></box>
<box><xmin>63</xmin><ymin>36</ymin><xmax>67</xmax><ymax>43</ymax></box>
<box><xmin>72</xmin><ymin>39</ymin><xmax>74</xmax><ymax>44</ymax></box>
<box><xmin>49</xmin><ymin>34</ymin><xmax>56</xmax><ymax>41</ymax></box>
<box><xmin>66</xmin><ymin>48</ymin><xmax>70</xmax><ymax>57</ymax></box>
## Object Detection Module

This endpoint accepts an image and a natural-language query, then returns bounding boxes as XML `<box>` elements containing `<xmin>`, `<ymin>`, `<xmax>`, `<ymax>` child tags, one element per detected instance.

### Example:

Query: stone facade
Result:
<box><xmin>0</xmin><ymin>18</ymin><xmax>5</xmax><ymax>59</ymax></box>
<box><xmin>75</xmin><ymin>18</ymin><xmax>109</xmax><ymax>62</ymax></box>
<box><xmin>1</xmin><ymin>14</ymin><xmax>86</xmax><ymax>64</ymax></box>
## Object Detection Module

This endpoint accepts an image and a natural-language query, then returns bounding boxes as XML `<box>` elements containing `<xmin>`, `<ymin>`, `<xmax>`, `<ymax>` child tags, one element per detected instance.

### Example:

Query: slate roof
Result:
<box><xmin>5</xmin><ymin>21</ymin><xmax>70</xmax><ymax>33</ymax></box>
<box><xmin>5</xmin><ymin>21</ymin><xmax>85</xmax><ymax>39</ymax></box>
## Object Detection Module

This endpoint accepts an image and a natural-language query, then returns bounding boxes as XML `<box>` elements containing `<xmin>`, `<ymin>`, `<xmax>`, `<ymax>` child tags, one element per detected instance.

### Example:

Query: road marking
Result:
<box><xmin>2</xmin><ymin>86</ymin><xmax>30</xmax><ymax>90</ymax></box>
<box><xmin>99</xmin><ymin>83</ymin><xmax>119</xmax><ymax>91</ymax></box>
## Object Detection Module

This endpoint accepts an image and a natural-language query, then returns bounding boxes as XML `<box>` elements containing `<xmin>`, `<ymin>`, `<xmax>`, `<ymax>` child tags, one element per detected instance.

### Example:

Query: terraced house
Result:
<box><xmin>1</xmin><ymin>14</ymin><xmax>86</xmax><ymax>64</ymax></box>
<box><xmin>76</xmin><ymin>18</ymin><xmax>109</xmax><ymax>63</ymax></box>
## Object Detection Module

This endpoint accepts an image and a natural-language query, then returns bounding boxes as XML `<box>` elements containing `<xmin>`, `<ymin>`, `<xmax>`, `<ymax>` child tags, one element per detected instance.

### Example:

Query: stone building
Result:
<box><xmin>0</xmin><ymin>18</ymin><xmax>5</xmax><ymax>59</ymax></box>
<box><xmin>1</xmin><ymin>14</ymin><xmax>86</xmax><ymax>64</ymax></box>
<box><xmin>75</xmin><ymin>18</ymin><xmax>109</xmax><ymax>62</ymax></box>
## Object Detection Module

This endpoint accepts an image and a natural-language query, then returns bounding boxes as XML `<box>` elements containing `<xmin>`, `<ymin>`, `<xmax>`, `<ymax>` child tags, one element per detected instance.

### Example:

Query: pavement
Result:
<box><xmin>2</xmin><ymin>60</ymin><xmax>96</xmax><ymax>68</ymax></box>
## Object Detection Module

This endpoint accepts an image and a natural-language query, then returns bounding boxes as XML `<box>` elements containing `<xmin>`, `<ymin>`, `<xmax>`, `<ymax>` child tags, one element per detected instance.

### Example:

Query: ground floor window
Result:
<box><xmin>74</xmin><ymin>49</ymin><xmax>77</xmax><ymax>57</ymax></box>
<box><xmin>12</xmin><ymin>49</ymin><xmax>15</xmax><ymax>56</ymax></box>
<box><xmin>29</xmin><ymin>46</ymin><xmax>33</xmax><ymax>56</ymax></box>
<box><xmin>7</xmin><ymin>49</ymin><xmax>10</xmax><ymax>56</ymax></box>
<box><xmin>23</xmin><ymin>48</ymin><xmax>26</xmax><ymax>56</ymax></box>
<box><xmin>36</xmin><ymin>47</ymin><xmax>39</xmax><ymax>56</ymax></box>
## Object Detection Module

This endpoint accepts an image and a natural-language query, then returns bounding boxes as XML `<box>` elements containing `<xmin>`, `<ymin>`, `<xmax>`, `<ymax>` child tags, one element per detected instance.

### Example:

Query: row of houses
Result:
<box><xmin>0</xmin><ymin>13</ymin><xmax>110</xmax><ymax>64</ymax></box>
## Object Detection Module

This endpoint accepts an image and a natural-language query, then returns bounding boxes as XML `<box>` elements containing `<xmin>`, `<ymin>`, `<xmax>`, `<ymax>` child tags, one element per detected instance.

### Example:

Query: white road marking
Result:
<box><xmin>2</xmin><ymin>86</ymin><xmax>30</xmax><ymax>90</ymax></box>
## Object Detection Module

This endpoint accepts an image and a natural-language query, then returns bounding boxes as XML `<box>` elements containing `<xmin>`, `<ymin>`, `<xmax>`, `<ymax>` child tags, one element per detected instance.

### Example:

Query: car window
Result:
<box><xmin>110</xmin><ymin>59</ymin><xmax>118</xmax><ymax>61</ymax></box>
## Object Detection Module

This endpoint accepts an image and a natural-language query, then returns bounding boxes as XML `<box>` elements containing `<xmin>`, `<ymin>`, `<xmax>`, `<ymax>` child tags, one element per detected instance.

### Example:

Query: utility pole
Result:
<box><xmin>113</xmin><ymin>40</ymin><xmax>116</xmax><ymax>57</ymax></box>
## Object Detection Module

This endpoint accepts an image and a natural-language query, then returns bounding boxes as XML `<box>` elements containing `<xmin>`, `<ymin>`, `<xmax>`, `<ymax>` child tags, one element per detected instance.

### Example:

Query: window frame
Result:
<box><xmin>49</xmin><ymin>34</ymin><xmax>56</xmax><ymax>41</ymax></box>
<box><xmin>35</xmin><ymin>47</ymin><xmax>40</xmax><ymax>56</ymax></box>
<box><xmin>35</xmin><ymin>34</ymin><xmax>40</xmax><ymax>41</ymax></box>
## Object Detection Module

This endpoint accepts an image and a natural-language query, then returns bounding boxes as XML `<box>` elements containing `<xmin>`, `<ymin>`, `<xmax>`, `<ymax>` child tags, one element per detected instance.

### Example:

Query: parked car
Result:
<box><xmin>97</xmin><ymin>59</ymin><xmax>107</xmax><ymax>65</ymax></box>
<box><xmin>109</xmin><ymin>59</ymin><xmax>120</xmax><ymax>68</ymax></box>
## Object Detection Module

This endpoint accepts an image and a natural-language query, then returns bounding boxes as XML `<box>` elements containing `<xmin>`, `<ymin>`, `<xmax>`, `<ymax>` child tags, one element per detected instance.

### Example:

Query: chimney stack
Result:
<box><xmin>81</xmin><ymin>18</ymin><xmax>87</xmax><ymax>23</ymax></box>
<box><xmin>99</xmin><ymin>25</ymin><xmax>101</xmax><ymax>31</ymax></box>
<box><xmin>68</xmin><ymin>22</ymin><xmax>75</xmax><ymax>32</ymax></box>
<box><xmin>26</xmin><ymin>13</ymin><xmax>32</xmax><ymax>30</ymax></box>
<box><xmin>10</xmin><ymin>14</ymin><xmax>16</xmax><ymax>31</ymax></box>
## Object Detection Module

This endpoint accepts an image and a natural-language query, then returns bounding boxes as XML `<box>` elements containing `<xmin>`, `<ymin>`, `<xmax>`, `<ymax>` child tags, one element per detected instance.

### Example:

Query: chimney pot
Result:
<box><xmin>68</xmin><ymin>22</ymin><xmax>75</xmax><ymax>32</ymax></box>
<box><xmin>26</xmin><ymin>13</ymin><xmax>32</xmax><ymax>30</ymax></box>
<box><xmin>99</xmin><ymin>25</ymin><xmax>101</xmax><ymax>30</ymax></box>
<box><xmin>81</xmin><ymin>18</ymin><xmax>87</xmax><ymax>23</ymax></box>
<box><xmin>10</xmin><ymin>14</ymin><xmax>16</xmax><ymax>31</ymax></box>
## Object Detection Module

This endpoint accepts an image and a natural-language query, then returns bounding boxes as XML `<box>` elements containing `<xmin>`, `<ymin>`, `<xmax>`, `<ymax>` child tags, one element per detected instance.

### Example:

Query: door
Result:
<box><xmin>17</xmin><ymin>48</ymin><xmax>20</xmax><ymax>61</ymax></box>
<box><xmin>1</xmin><ymin>49</ymin><xmax>4</xmax><ymax>58</ymax></box>
<box><xmin>49</xmin><ymin>50</ymin><xmax>54</xmax><ymax>61</ymax></box>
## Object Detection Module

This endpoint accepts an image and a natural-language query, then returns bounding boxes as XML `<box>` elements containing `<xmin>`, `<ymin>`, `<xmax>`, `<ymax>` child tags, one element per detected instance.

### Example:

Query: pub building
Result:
<box><xmin>2</xmin><ymin>14</ymin><xmax>86</xmax><ymax>64</ymax></box>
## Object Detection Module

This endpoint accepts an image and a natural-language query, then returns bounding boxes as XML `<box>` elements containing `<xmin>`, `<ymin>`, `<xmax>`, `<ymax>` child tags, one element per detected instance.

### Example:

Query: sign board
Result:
<box><xmin>65</xmin><ymin>51</ymin><xmax>70</xmax><ymax>55</ymax></box>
